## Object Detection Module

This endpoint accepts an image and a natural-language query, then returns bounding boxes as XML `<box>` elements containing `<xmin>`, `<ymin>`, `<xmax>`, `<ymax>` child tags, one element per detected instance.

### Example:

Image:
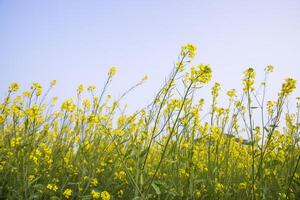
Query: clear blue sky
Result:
<box><xmin>1</xmin><ymin>0</ymin><xmax>299</xmax><ymax>112</ymax></box>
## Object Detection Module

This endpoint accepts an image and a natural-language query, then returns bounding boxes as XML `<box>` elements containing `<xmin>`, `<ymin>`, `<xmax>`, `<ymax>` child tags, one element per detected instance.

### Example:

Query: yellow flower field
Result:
<box><xmin>0</xmin><ymin>44</ymin><xmax>299</xmax><ymax>199</ymax></box>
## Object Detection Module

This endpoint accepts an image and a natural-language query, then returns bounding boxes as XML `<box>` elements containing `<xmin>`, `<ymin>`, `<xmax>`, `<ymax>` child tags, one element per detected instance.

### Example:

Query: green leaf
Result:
<box><xmin>264</xmin><ymin>127</ymin><xmax>269</xmax><ymax>132</ymax></box>
<box><xmin>269</xmin><ymin>124</ymin><xmax>278</xmax><ymax>128</ymax></box>
<box><xmin>151</xmin><ymin>182</ymin><xmax>161</xmax><ymax>195</ymax></box>
<box><xmin>132</xmin><ymin>196</ymin><xmax>143</xmax><ymax>200</ymax></box>
<box><xmin>50</xmin><ymin>196</ymin><xmax>61</xmax><ymax>200</ymax></box>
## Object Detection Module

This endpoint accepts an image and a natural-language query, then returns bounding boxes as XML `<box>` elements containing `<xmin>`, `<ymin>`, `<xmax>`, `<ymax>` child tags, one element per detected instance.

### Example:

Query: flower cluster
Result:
<box><xmin>186</xmin><ymin>64</ymin><xmax>212</xmax><ymax>84</ymax></box>
<box><xmin>243</xmin><ymin>67</ymin><xmax>256</xmax><ymax>92</ymax></box>
<box><xmin>279</xmin><ymin>78</ymin><xmax>297</xmax><ymax>97</ymax></box>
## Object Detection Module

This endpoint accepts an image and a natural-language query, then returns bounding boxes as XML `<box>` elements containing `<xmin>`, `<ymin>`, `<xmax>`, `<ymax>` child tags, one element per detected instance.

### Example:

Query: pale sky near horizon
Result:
<box><xmin>1</xmin><ymin>0</ymin><xmax>300</xmax><ymax>113</ymax></box>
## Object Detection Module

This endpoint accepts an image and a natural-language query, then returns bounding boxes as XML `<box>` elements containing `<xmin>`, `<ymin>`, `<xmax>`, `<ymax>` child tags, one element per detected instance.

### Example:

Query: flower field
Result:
<box><xmin>0</xmin><ymin>44</ymin><xmax>299</xmax><ymax>199</ymax></box>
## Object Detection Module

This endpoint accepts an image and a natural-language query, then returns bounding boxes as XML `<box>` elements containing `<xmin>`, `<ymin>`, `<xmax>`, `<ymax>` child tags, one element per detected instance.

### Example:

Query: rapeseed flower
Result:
<box><xmin>100</xmin><ymin>191</ymin><xmax>110</xmax><ymax>200</ymax></box>
<box><xmin>91</xmin><ymin>189</ymin><xmax>101</xmax><ymax>199</ymax></box>
<box><xmin>8</xmin><ymin>83</ymin><xmax>19</xmax><ymax>92</ymax></box>
<box><xmin>181</xmin><ymin>43</ymin><xmax>197</xmax><ymax>59</ymax></box>
<box><xmin>279</xmin><ymin>78</ymin><xmax>297</xmax><ymax>97</ymax></box>
<box><xmin>63</xmin><ymin>188</ymin><xmax>72</xmax><ymax>199</ymax></box>
<box><xmin>108</xmin><ymin>66</ymin><xmax>117</xmax><ymax>77</ymax></box>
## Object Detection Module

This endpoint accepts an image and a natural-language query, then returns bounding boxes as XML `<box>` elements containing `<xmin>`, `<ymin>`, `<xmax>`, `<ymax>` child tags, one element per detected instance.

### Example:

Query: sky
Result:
<box><xmin>0</xmin><ymin>0</ymin><xmax>300</xmax><ymax>113</ymax></box>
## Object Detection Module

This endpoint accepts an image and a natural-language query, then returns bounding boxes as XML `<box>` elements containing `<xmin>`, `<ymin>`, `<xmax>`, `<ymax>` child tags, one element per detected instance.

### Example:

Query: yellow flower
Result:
<box><xmin>266</xmin><ymin>101</ymin><xmax>274</xmax><ymax>115</ymax></box>
<box><xmin>23</xmin><ymin>91</ymin><xmax>31</xmax><ymax>97</ymax></box>
<box><xmin>29</xmin><ymin>154</ymin><xmax>38</xmax><ymax>165</ymax></box>
<box><xmin>63</xmin><ymin>188</ymin><xmax>72</xmax><ymax>199</ymax></box>
<box><xmin>195</xmin><ymin>191</ymin><xmax>201</xmax><ymax>198</ymax></box>
<box><xmin>90</xmin><ymin>178</ymin><xmax>98</xmax><ymax>186</ymax></box>
<box><xmin>108</xmin><ymin>159</ymin><xmax>113</xmax><ymax>164</ymax></box>
<box><xmin>52</xmin><ymin>96</ymin><xmax>58</xmax><ymax>102</ymax></box>
<box><xmin>108</xmin><ymin>66</ymin><xmax>117</xmax><ymax>77</ymax></box>
<box><xmin>114</xmin><ymin>129</ymin><xmax>124</xmax><ymax>136</ymax></box>
<box><xmin>211</xmin><ymin>82</ymin><xmax>221</xmax><ymax>97</ymax></box>
<box><xmin>238</xmin><ymin>182</ymin><xmax>247</xmax><ymax>190</ymax></box>
<box><xmin>9</xmin><ymin>83</ymin><xmax>19</xmax><ymax>92</ymax></box>
<box><xmin>61</xmin><ymin>99</ymin><xmax>76</xmax><ymax>112</ymax></box>
<box><xmin>31</xmin><ymin>82</ymin><xmax>42</xmax><ymax>90</ymax></box>
<box><xmin>243</xmin><ymin>68</ymin><xmax>256</xmax><ymax>92</ymax></box>
<box><xmin>50</xmin><ymin>80</ymin><xmax>57</xmax><ymax>87</ymax></box>
<box><xmin>117</xmin><ymin>190</ymin><xmax>124</xmax><ymax>198</ymax></box>
<box><xmin>100</xmin><ymin>191</ymin><xmax>110</xmax><ymax>200</ymax></box>
<box><xmin>11</xmin><ymin>137</ymin><xmax>22</xmax><ymax>147</ymax></box>
<box><xmin>28</xmin><ymin>175</ymin><xmax>35</xmax><ymax>181</ymax></box>
<box><xmin>188</xmin><ymin>64</ymin><xmax>212</xmax><ymax>84</ymax></box>
<box><xmin>176</xmin><ymin>61</ymin><xmax>185</xmax><ymax>72</ymax></box>
<box><xmin>265</xmin><ymin>64</ymin><xmax>274</xmax><ymax>73</ymax></box>
<box><xmin>77</xmin><ymin>84</ymin><xmax>84</xmax><ymax>94</ymax></box>
<box><xmin>279</xmin><ymin>78</ymin><xmax>297</xmax><ymax>97</ymax></box>
<box><xmin>88</xmin><ymin>85</ymin><xmax>96</xmax><ymax>92</ymax></box>
<box><xmin>31</xmin><ymin>82</ymin><xmax>43</xmax><ymax>96</ymax></box>
<box><xmin>181</xmin><ymin>141</ymin><xmax>189</xmax><ymax>148</ymax></box>
<box><xmin>142</xmin><ymin>75</ymin><xmax>148</xmax><ymax>81</ymax></box>
<box><xmin>91</xmin><ymin>189</ymin><xmax>101</xmax><ymax>199</ymax></box>
<box><xmin>114</xmin><ymin>171</ymin><xmax>126</xmax><ymax>181</ymax></box>
<box><xmin>215</xmin><ymin>183</ymin><xmax>224</xmax><ymax>192</ymax></box>
<box><xmin>179</xmin><ymin>168</ymin><xmax>189</xmax><ymax>177</ymax></box>
<box><xmin>181</xmin><ymin>43</ymin><xmax>197</xmax><ymax>59</ymax></box>
<box><xmin>278</xmin><ymin>192</ymin><xmax>287</xmax><ymax>199</ymax></box>
<box><xmin>82</xmin><ymin>99</ymin><xmax>91</xmax><ymax>109</ymax></box>
<box><xmin>226</xmin><ymin>89</ymin><xmax>237</xmax><ymax>98</ymax></box>
<box><xmin>47</xmin><ymin>184</ymin><xmax>58</xmax><ymax>191</ymax></box>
